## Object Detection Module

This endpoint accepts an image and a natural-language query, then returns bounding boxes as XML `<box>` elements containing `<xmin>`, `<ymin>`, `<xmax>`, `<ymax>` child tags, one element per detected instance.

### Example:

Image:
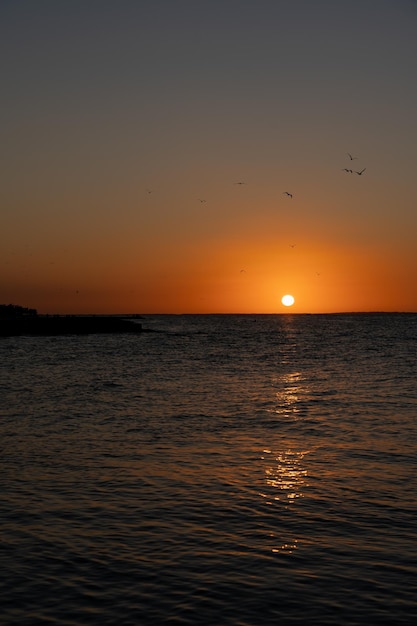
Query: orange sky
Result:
<box><xmin>1</xmin><ymin>1</ymin><xmax>417</xmax><ymax>314</ymax></box>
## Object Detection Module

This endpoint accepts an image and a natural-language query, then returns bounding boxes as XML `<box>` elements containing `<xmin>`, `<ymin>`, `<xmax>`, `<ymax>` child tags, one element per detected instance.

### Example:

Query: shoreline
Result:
<box><xmin>0</xmin><ymin>315</ymin><xmax>145</xmax><ymax>337</ymax></box>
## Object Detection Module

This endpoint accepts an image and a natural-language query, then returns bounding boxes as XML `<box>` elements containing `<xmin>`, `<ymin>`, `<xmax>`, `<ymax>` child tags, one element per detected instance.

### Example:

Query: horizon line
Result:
<box><xmin>36</xmin><ymin>310</ymin><xmax>417</xmax><ymax>316</ymax></box>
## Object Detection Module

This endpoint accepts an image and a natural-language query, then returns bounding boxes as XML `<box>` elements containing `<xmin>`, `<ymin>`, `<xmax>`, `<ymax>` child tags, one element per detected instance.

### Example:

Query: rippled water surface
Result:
<box><xmin>1</xmin><ymin>314</ymin><xmax>417</xmax><ymax>625</ymax></box>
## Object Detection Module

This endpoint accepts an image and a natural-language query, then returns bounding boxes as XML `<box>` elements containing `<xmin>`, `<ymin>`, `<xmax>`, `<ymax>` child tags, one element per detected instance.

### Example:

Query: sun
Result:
<box><xmin>281</xmin><ymin>294</ymin><xmax>295</xmax><ymax>307</ymax></box>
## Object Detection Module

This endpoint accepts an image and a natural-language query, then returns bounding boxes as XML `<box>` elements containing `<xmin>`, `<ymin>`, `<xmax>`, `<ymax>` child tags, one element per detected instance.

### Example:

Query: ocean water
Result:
<box><xmin>1</xmin><ymin>313</ymin><xmax>417</xmax><ymax>625</ymax></box>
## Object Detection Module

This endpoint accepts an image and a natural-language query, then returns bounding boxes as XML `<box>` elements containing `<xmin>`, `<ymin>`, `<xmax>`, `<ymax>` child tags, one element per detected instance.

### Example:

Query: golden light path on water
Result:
<box><xmin>259</xmin><ymin>369</ymin><xmax>311</xmax><ymax>554</ymax></box>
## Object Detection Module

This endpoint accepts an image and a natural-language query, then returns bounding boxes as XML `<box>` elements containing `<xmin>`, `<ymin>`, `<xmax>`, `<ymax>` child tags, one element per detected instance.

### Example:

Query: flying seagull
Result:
<box><xmin>355</xmin><ymin>168</ymin><xmax>366</xmax><ymax>175</ymax></box>
<box><xmin>198</xmin><ymin>199</ymin><xmax>206</xmax><ymax>203</ymax></box>
<box><xmin>342</xmin><ymin>168</ymin><xmax>353</xmax><ymax>173</ymax></box>
<box><xmin>347</xmin><ymin>153</ymin><xmax>358</xmax><ymax>160</ymax></box>
<box><xmin>283</xmin><ymin>192</ymin><xmax>293</xmax><ymax>198</ymax></box>
<box><xmin>234</xmin><ymin>181</ymin><xmax>246</xmax><ymax>185</ymax></box>
<box><xmin>289</xmin><ymin>244</ymin><xmax>296</xmax><ymax>248</ymax></box>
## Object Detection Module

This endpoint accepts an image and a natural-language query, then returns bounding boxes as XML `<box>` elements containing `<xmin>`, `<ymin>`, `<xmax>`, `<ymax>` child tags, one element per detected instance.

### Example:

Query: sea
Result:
<box><xmin>1</xmin><ymin>313</ymin><xmax>417</xmax><ymax>626</ymax></box>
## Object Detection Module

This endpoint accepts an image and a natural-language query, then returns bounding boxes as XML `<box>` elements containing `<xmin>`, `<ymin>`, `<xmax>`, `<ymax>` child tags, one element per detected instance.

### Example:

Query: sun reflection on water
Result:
<box><xmin>259</xmin><ymin>369</ymin><xmax>312</xmax><ymax>554</ymax></box>
<box><xmin>271</xmin><ymin>540</ymin><xmax>299</xmax><ymax>554</ymax></box>
<box><xmin>260</xmin><ymin>448</ymin><xmax>309</xmax><ymax>504</ymax></box>
<box><xmin>272</xmin><ymin>371</ymin><xmax>307</xmax><ymax>419</ymax></box>
<box><xmin>259</xmin><ymin>448</ymin><xmax>309</xmax><ymax>554</ymax></box>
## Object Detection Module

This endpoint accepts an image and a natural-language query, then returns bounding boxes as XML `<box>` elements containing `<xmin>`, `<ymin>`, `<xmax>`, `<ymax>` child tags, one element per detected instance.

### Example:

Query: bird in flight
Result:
<box><xmin>283</xmin><ymin>192</ymin><xmax>293</xmax><ymax>198</ymax></box>
<box><xmin>198</xmin><ymin>199</ymin><xmax>206</xmax><ymax>203</ymax></box>
<box><xmin>289</xmin><ymin>244</ymin><xmax>296</xmax><ymax>248</ymax></box>
<box><xmin>234</xmin><ymin>181</ymin><xmax>246</xmax><ymax>185</ymax></box>
<box><xmin>355</xmin><ymin>168</ymin><xmax>366</xmax><ymax>175</ymax></box>
<box><xmin>342</xmin><ymin>168</ymin><xmax>353</xmax><ymax>173</ymax></box>
<box><xmin>347</xmin><ymin>153</ymin><xmax>358</xmax><ymax>160</ymax></box>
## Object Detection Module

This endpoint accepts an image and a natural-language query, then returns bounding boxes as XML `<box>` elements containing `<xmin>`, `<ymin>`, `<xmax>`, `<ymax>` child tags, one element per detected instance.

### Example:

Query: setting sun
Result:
<box><xmin>281</xmin><ymin>294</ymin><xmax>295</xmax><ymax>307</ymax></box>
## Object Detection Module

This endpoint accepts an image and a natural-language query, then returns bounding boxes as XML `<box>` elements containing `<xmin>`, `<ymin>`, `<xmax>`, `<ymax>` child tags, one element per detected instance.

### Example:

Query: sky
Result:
<box><xmin>1</xmin><ymin>0</ymin><xmax>417</xmax><ymax>314</ymax></box>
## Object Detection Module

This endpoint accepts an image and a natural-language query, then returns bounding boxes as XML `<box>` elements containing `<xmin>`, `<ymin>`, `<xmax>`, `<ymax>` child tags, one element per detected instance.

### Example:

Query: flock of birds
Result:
<box><xmin>236</xmin><ymin>152</ymin><xmax>367</xmax><ymax>277</ymax></box>
<box><xmin>145</xmin><ymin>151</ymin><xmax>367</xmax><ymax>279</ymax></box>
<box><xmin>147</xmin><ymin>153</ymin><xmax>366</xmax><ymax>204</ymax></box>
<box><xmin>238</xmin><ymin>152</ymin><xmax>366</xmax><ymax>200</ymax></box>
<box><xmin>342</xmin><ymin>152</ymin><xmax>366</xmax><ymax>176</ymax></box>
<box><xmin>283</xmin><ymin>153</ymin><xmax>367</xmax><ymax>199</ymax></box>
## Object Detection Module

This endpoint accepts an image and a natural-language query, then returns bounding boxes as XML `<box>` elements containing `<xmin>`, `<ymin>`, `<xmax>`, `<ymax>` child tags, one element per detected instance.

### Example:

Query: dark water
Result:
<box><xmin>1</xmin><ymin>314</ymin><xmax>417</xmax><ymax>625</ymax></box>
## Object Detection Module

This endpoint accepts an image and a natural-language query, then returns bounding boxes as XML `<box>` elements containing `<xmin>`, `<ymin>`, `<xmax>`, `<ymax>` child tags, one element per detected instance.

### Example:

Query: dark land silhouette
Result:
<box><xmin>0</xmin><ymin>305</ymin><xmax>145</xmax><ymax>336</ymax></box>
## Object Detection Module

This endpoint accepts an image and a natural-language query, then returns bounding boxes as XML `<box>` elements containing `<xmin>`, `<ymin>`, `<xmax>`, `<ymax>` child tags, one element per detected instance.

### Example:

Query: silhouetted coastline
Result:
<box><xmin>0</xmin><ymin>307</ymin><xmax>144</xmax><ymax>336</ymax></box>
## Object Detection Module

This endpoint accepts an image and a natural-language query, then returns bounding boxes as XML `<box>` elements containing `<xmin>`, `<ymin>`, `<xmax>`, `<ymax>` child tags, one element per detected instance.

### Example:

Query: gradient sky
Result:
<box><xmin>1</xmin><ymin>0</ymin><xmax>417</xmax><ymax>314</ymax></box>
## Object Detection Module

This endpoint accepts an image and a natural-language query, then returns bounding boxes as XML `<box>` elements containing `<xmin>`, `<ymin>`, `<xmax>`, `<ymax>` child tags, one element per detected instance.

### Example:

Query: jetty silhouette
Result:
<box><xmin>0</xmin><ymin>305</ymin><xmax>145</xmax><ymax>336</ymax></box>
